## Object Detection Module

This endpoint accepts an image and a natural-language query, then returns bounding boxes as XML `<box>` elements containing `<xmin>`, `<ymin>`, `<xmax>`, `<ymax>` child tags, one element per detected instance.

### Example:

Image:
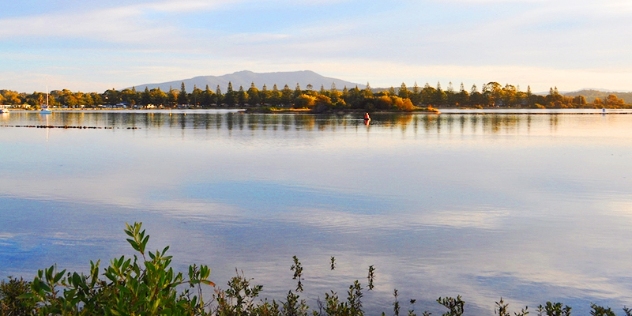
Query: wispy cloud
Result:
<box><xmin>0</xmin><ymin>0</ymin><xmax>235</xmax><ymax>43</ymax></box>
<box><xmin>1</xmin><ymin>0</ymin><xmax>631</xmax><ymax>92</ymax></box>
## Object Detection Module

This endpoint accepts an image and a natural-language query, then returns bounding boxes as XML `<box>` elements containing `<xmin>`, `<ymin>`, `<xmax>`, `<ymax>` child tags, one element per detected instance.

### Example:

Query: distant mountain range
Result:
<box><xmin>132</xmin><ymin>70</ymin><xmax>365</xmax><ymax>92</ymax></box>
<box><xmin>563</xmin><ymin>89</ymin><xmax>632</xmax><ymax>103</ymax></box>
<box><xmin>132</xmin><ymin>71</ymin><xmax>631</xmax><ymax>103</ymax></box>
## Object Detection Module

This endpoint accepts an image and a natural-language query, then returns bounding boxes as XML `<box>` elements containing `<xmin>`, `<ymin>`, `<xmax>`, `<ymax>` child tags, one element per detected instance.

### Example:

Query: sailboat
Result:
<box><xmin>41</xmin><ymin>90</ymin><xmax>52</xmax><ymax>114</ymax></box>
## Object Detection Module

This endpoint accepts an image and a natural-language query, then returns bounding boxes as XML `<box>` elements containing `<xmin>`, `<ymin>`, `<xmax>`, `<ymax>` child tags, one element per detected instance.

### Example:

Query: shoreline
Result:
<box><xmin>5</xmin><ymin>107</ymin><xmax>632</xmax><ymax>115</ymax></box>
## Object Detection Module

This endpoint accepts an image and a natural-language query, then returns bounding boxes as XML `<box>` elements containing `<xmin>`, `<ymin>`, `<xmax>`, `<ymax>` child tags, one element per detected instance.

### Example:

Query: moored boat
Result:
<box><xmin>41</xmin><ymin>90</ymin><xmax>52</xmax><ymax>114</ymax></box>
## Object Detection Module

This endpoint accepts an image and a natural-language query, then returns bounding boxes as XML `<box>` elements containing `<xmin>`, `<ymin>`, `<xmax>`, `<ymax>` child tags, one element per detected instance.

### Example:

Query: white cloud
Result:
<box><xmin>0</xmin><ymin>0</ymin><xmax>236</xmax><ymax>43</ymax></box>
<box><xmin>1</xmin><ymin>0</ymin><xmax>632</xmax><ymax>92</ymax></box>
<box><xmin>146</xmin><ymin>0</ymin><xmax>230</xmax><ymax>12</ymax></box>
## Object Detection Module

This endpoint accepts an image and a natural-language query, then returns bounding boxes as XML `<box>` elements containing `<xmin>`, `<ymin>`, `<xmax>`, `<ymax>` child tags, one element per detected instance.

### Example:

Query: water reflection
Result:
<box><xmin>1</xmin><ymin>110</ymin><xmax>632</xmax><ymax>315</ymax></box>
<box><xmin>3</xmin><ymin>110</ymin><xmax>627</xmax><ymax>137</ymax></box>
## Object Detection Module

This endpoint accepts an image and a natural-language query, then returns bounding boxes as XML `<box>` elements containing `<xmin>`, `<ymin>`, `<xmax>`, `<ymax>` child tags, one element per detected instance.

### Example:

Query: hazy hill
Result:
<box><xmin>564</xmin><ymin>89</ymin><xmax>632</xmax><ymax>103</ymax></box>
<box><xmin>132</xmin><ymin>70</ymin><xmax>365</xmax><ymax>92</ymax></box>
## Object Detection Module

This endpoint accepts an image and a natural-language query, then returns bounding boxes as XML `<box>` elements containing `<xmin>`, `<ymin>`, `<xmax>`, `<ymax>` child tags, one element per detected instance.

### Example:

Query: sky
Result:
<box><xmin>0</xmin><ymin>0</ymin><xmax>631</xmax><ymax>93</ymax></box>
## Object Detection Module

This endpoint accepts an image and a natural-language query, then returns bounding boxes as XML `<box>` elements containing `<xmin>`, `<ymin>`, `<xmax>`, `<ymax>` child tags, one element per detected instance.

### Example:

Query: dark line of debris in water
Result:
<box><xmin>0</xmin><ymin>125</ymin><xmax>140</xmax><ymax>129</ymax></box>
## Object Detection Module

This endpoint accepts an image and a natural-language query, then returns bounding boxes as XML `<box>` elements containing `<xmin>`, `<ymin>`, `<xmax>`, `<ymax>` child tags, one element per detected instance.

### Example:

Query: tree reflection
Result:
<box><xmin>2</xmin><ymin>111</ymin><xmax>584</xmax><ymax>136</ymax></box>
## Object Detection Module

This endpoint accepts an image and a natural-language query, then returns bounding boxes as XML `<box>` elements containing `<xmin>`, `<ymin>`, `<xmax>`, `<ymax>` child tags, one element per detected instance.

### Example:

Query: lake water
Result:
<box><xmin>1</xmin><ymin>109</ymin><xmax>632</xmax><ymax>315</ymax></box>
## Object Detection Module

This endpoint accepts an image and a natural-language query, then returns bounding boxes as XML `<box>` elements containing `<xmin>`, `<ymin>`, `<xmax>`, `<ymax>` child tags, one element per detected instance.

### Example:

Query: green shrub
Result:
<box><xmin>0</xmin><ymin>276</ymin><xmax>34</xmax><ymax>315</ymax></box>
<box><xmin>22</xmin><ymin>222</ymin><xmax>215</xmax><ymax>315</ymax></box>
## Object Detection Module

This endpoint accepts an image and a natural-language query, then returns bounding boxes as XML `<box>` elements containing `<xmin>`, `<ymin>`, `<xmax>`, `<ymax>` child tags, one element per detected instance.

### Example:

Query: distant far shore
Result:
<box><xmin>2</xmin><ymin>81</ymin><xmax>630</xmax><ymax>112</ymax></box>
<box><xmin>7</xmin><ymin>106</ymin><xmax>632</xmax><ymax>115</ymax></box>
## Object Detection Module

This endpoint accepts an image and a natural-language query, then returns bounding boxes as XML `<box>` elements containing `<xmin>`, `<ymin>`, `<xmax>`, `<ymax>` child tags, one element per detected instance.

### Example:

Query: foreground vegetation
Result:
<box><xmin>1</xmin><ymin>81</ymin><xmax>630</xmax><ymax>112</ymax></box>
<box><xmin>1</xmin><ymin>223</ymin><xmax>631</xmax><ymax>315</ymax></box>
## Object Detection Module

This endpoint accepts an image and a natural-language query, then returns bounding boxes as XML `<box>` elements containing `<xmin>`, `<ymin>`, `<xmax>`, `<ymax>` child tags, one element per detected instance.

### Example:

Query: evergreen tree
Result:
<box><xmin>398</xmin><ymin>82</ymin><xmax>409</xmax><ymax>99</ymax></box>
<box><xmin>202</xmin><ymin>85</ymin><xmax>214</xmax><ymax>107</ymax></box>
<box><xmin>260</xmin><ymin>84</ymin><xmax>269</xmax><ymax>105</ymax></box>
<box><xmin>224</xmin><ymin>82</ymin><xmax>236</xmax><ymax>106</ymax></box>
<box><xmin>167</xmin><ymin>87</ymin><xmax>178</xmax><ymax>107</ymax></box>
<box><xmin>178</xmin><ymin>82</ymin><xmax>188</xmax><ymax>105</ymax></box>
<box><xmin>294</xmin><ymin>83</ymin><xmax>302</xmax><ymax>99</ymax></box>
<box><xmin>329</xmin><ymin>83</ymin><xmax>337</xmax><ymax>97</ymax></box>
<box><xmin>434</xmin><ymin>82</ymin><xmax>447</xmax><ymax>105</ymax></box>
<box><xmin>363</xmin><ymin>82</ymin><xmax>373</xmax><ymax>98</ymax></box>
<box><xmin>269</xmin><ymin>84</ymin><xmax>281</xmax><ymax>105</ymax></box>
<box><xmin>457</xmin><ymin>82</ymin><xmax>469</xmax><ymax>106</ymax></box>
<box><xmin>421</xmin><ymin>83</ymin><xmax>436</xmax><ymax>105</ymax></box>
<box><xmin>247</xmin><ymin>82</ymin><xmax>260</xmax><ymax>106</ymax></box>
<box><xmin>446</xmin><ymin>82</ymin><xmax>457</xmax><ymax>106</ymax></box>
<box><xmin>191</xmin><ymin>85</ymin><xmax>203</xmax><ymax>107</ymax></box>
<box><xmin>215</xmin><ymin>85</ymin><xmax>223</xmax><ymax>105</ymax></box>
<box><xmin>141</xmin><ymin>87</ymin><xmax>151</xmax><ymax>106</ymax></box>
<box><xmin>237</xmin><ymin>85</ymin><xmax>248</xmax><ymax>106</ymax></box>
<box><xmin>410</xmin><ymin>82</ymin><xmax>421</xmax><ymax>105</ymax></box>
<box><xmin>281</xmin><ymin>84</ymin><xmax>293</xmax><ymax>106</ymax></box>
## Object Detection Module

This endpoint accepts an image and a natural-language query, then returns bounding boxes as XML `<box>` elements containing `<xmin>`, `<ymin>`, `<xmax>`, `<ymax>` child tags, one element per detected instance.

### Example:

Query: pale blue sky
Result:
<box><xmin>1</xmin><ymin>0</ymin><xmax>631</xmax><ymax>93</ymax></box>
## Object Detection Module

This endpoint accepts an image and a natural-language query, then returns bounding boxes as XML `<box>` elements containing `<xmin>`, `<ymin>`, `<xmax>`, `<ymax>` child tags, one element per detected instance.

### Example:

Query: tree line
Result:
<box><xmin>1</xmin><ymin>81</ymin><xmax>629</xmax><ymax>110</ymax></box>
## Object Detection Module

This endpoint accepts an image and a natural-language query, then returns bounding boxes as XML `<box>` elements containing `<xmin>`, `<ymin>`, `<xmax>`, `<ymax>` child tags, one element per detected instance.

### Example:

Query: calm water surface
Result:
<box><xmin>1</xmin><ymin>110</ymin><xmax>632</xmax><ymax>315</ymax></box>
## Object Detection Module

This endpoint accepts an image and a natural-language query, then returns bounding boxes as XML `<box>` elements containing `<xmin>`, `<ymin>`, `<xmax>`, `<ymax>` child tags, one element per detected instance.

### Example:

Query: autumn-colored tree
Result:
<box><xmin>268</xmin><ymin>84</ymin><xmax>281</xmax><ymax>105</ymax></box>
<box><xmin>572</xmin><ymin>95</ymin><xmax>587</xmax><ymax>106</ymax></box>
<box><xmin>259</xmin><ymin>84</ymin><xmax>269</xmax><ymax>105</ymax></box>
<box><xmin>363</xmin><ymin>83</ymin><xmax>373</xmax><ymax>99</ymax></box>
<box><xmin>313</xmin><ymin>94</ymin><xmax>332</xmax><ymax>111</ymax></box>
<box><xmin>150</xmin><ymin>88</ymin><xmax>167</xmax><ymax>106</ymax></box>
<box><xmin>605</xmin><ymin>94</ymin><xmax>625</xmax><ymax>107</ymax></box>
<box><xmin>392</xmin><ymin>96</ymin><xmax>415</xmax><ymax>111</ymax></box>
<box><xmin>329</xmin><ymin>88</ymin><xmax>343</xmax><ymax>106</ymax></box>
<box><xmin>167</xmin><ymin>87</ymin><xmax>178</xmax><ymax>106</ymax></box>
<box><xmin>121</xmin><ymin>87</ymin><xmax>138</xmax><ymax>107</ymax></box>
<box><xmin>58</xmin><ymin>89</ymin><xmax>80</xmax><ymax>107</ymax></box>
<box><xmin>0</xmin><ymin>90</ymin><xmax>21</xmax><ymax>105</ymax></box>
<box><xmin>294</xmin><ymin>94</ymin><xmax>316</xmax><ymax>108</ymax></box>
<box><xmin>237</xmin><ymin>85</ymin><xmax>248</xmax><ymax>106</ymax></box>
<box><xmin>483</xmin><ymin>82</ymin><xmax>502</xmax><ymax>106</ymax></box>
<box><xmin>247</xmin><ymin>83</ymin><xmax>260</xmax><ymax>106</ymax></box>
<box><xmin>502</xmin><ymin>84</ymin><xmax>517</xmax><ymax>107</ymax></box>
<box><xmin>201</xmin><ymin>85</ymin><xmax>214</xmax><ymax>107</ymax></box>
<box><xmin>374</xmin><ymin>95</ymin><xmax>392</xmax><ymax>109</ymax></box>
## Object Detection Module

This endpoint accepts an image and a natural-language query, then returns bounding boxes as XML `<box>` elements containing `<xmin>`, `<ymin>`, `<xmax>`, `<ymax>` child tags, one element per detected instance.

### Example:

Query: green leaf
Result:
<box><xmin>53</xmin><ymin>269</ymin><xmax>66</xmax><ymax>283</ymax></box>
<box><xmin>71</xmin><ymin>272</ymin><xmax>81</xmax><ymax>286</ymax></box>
